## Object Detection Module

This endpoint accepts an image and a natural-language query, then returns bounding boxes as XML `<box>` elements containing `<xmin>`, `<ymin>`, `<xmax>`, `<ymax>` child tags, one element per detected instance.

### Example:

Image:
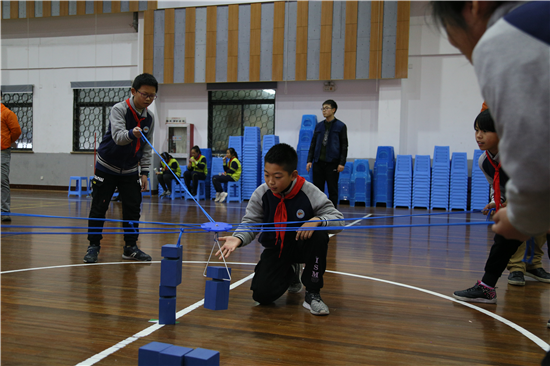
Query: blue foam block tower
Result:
<box><xmin>185</xmin><ymin>348</ymin><xmax>220</xmax><ymax>366</ymax></box>
<box><xmin>159</xmin><ymin>345</ymin><xmax>194</xmax><ymax>365</ymax></box>
<box><xmin>204</xmin><ymin>266</ymin><xmax>231</xmax><ymax>311</ymax></box>
<box><xmin>138</xmin><ymin>342</ymin><xmax>173</xmax><ymax>366</ymax></box>
<box><xmin>159</xmin><ymin>244</ymin><xmax>183</xmax><ymax>325</ymax></box>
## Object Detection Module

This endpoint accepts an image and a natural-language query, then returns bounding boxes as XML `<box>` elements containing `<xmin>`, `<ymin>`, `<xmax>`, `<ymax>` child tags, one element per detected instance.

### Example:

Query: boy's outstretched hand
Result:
<box><xmin>216</xmin><ymin>236</ymin><xmax>242</xmax><ymax>260</ymax></box>
<box><xmin>296</xmin><ymin>217</ymin><xmax>321</xmax><ymax>241</ymax></box>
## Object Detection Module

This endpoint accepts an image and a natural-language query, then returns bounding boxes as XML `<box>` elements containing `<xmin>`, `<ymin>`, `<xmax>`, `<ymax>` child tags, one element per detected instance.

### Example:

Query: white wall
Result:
<box><xmin>1</xmin><ymin>13</ymin><xmax>138</xmax><ymax>154</ymax></box>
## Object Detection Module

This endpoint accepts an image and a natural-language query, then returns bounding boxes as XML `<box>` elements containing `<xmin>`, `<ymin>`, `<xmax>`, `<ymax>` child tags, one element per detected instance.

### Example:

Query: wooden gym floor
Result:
<box><xmin>1</xmin><ymin>190</ymin><xmax>549</xmax><ymax>365</ymax></box>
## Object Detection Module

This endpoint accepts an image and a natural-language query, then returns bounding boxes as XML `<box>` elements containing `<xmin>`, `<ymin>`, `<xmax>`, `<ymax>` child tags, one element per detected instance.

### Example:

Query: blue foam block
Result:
<box><xmin>160</xmin><ymin>258</ymin><xmax>182</xmax><ymax>287</ymax></box>
<box><xmin>161</xmin><ymin>244</ymin><xmax>182</xmax><ymax>259</ymax></box>
<box><xmin>185</xmin><ymin>348</ymin><xmax>220</xmax><ymax>366</ymax></box>
<box><xmin>138</xmin><ymin>342</ymin><xmax>173</xmax><ymax>366</ymax></box>
<box><xmin>159</xmin><ymin>285</ymin><xmax>177</xmax><ymax>298</ymax></box>
<box><xmin>206</xmin><ymin>266</ymin><xmax>231</xmax><ymax>280</ymax></box>
<box><xmin>159</xmin><ymin>345</ymin><xmax>194</xmax><ymax>365</ymax></box>
<box><xmin>204</xmin><ymin>279</ymin><xmax>230</xmax><ymax>311</ymax></box>
<box><xmin>159</xmin><ymin>297</ymin><xmax>176</xmax><ymax>324</ymax></box>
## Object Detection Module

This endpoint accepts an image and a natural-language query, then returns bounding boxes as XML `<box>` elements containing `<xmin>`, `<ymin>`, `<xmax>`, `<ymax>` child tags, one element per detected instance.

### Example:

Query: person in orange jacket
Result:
<box><xmin>1</xmin><ymin>93</ymin><xmax>22</xmax><ymax>222</ymax></box>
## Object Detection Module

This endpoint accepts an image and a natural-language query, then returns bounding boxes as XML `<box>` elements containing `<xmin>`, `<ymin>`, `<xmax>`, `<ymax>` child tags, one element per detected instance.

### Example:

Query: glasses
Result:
<box><xmin>321</xmin><ymin>107</ymin><xmax>333</xmax><ymax>111</ymax></box>
<box><xmin>136</xmin><ymin>90</ymin><xmax>157</xmax><ymax>100</ymax></box>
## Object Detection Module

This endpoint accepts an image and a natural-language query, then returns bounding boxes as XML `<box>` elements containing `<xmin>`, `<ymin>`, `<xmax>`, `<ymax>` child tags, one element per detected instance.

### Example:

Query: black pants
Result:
<box><xmin>251</xmin><ymin>230</ymin><xmax>329</xmax><ymax>304</ymax></box>
<box><xmin>158</xmin><ymin>173</ymin><xmax>176</xmax><ymax>191</ymax></box>
<box><xmin>312</xmin><ymin>161</ymin><xmax>340</xmax><ymax>207</ymax></box>
<box><xmin>88</xmin><ymin>170</ymin><xmax>142</xmax><ymax>246</ymax></box>
<box><xmin>481</xmin><ymin>233</ymin><xmax>523</xmax><ymax>287</ymax></box>
<box><xmin>212</xmin><ymin>174</ymin><xmax>235</xmax><ymax>193</ymax></box>
<box><xmin>183</xmin><ymin>170</ymin><xmax>206</xmax><ymax>194</ymax></box>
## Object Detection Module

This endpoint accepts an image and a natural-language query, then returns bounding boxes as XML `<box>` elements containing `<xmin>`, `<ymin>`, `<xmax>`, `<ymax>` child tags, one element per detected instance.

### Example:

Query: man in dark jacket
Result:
<box><xmin>306</xmin><ymin>100</ymin><xmax>348</xmax><ymax>207</ymax></box>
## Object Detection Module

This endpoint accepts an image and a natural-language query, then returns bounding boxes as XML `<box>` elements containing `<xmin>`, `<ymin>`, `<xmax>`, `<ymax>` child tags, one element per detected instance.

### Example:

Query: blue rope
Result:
<box><xmin>5</xmin><ymin>212</ymin><xmax>202</xmax><ymax>227</ymax></box>
<box><xmin>140</xmin><ymin>133</ymin><xmax>215</xmax><ymax>223</ymax></box>
<box><xmin>523</xmin><ymin>237</ymin><xmax>535</xmax><ymax>264</ymax></box>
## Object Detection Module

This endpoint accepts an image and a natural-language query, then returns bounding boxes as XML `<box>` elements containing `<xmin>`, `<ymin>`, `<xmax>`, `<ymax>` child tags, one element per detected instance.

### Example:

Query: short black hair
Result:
<box><xmin>228</xmin><ymin>147</ymin><xmax>238</xmax><ymax>159</ymax></box>
<box><xmin>323</xmin><ymin>99</ymin><xmax>338</xmax><ymax>113</ymax></box>
<box><xmin>474</xmin><ymin>110</ymin><xmax>496</xmax><ymax>133</ymax></box>
<box><xmin>264</xmin><ymin>143</ymin><xmax>298</xmax><ymax>174</ymax></box>
<box><xmin>191</xmin><ymin>145</ymin><xmax>201</xmax><ymax>155</ymax></box>
<box><xmin>132</xmin><ymin>73</ymin><xmax>158</xmax><ymax>93</ymax></box>
<box><xmin>430</xmin><ymin>2</ymin><xmax>504</xmax><ymax>30</ymax></box>
<box><xmin>161</xmin><ymin>152</ymin><xmax>172</xmax><ymax>161</ymax></box>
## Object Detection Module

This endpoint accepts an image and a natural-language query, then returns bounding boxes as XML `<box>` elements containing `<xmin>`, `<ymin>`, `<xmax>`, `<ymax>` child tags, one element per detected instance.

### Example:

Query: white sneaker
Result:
<box><xmin>219</xmin><ymin>192</ymin><xmax>228</xmax><ymax>202</ymax></box>
<box><xmin>165</xmin><ymin>190</ymin><xmax>171</xmax><ymax>197</ymax></box>
<box><xmin>214</xmin><ymin>192</ymin><xmax>221</xmax><ymax>202</ymax></box>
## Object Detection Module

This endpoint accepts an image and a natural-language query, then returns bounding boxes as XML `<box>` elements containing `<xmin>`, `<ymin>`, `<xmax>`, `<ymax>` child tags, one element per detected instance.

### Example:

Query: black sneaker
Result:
<box><xmin>303</xmin><ymin>291</ymin><xmax>329</xmax><ymax>315</ymax></box>
<box><xmin>1</xmin><ymin>215</ymin><xmax>11</xmax><ymax>222</ymax></box>
<box><xmin>508</xmin><ymin>271</ymin><xmax>525</xmax><ymax>286</ymax></box>
<box><xmin>525</xmin><ymin>268</ymin><xmax>550</xmax><ymax>283</ymax></box>
<box><xmin>84</xmin><ymin>245</ymin><xmax>100</xmax><ymax>263</ymax></box>
<box><xmin>122</xmin><ymin>245</ymin><xmax>152</xmax><ymax>261</ymax></box>
<box><xmin>453</xmin><ymin>281</ymin><xmax>497</xmax><ymax>304</ymax></box>
<box><xmin>288</xmin><ymin>263</ymin><xmax>303</xmax><ymax>293</ymax></box>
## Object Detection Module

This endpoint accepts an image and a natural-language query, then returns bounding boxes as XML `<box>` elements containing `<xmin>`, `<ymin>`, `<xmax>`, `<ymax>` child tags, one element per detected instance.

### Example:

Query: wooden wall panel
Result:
<box><xmin>76</xmin><ymin>1</ymin><xmax>86</xmax><ymax>15</ymax></box>
<box><xmin>395</xmin><ymin>1</ymin><xmax>410</xmax><ymax>79</ymax></box>
<box><xmin>344</xmin><ymin>1</ymin><xmax>358</xmax><ymax>80</ymax></box>
<box><xmin>185</xmin><ymin>8</ymin><xmax>196</xmax><ymax>83</ymax></box>
<box><xmin>27</xmin><ymin>1</ymin><xmax>35</xmax><ymax>18</ymax></box>
<box><xmin>369</xmin><ymin>1</ymin><xmax>383</xmax><ymax>79</ymax></box>
<box><xmin>249</xmin><ymin>3</ymin><xmax>261</xmax><ymax>82</ymax></box>
<box><xmin>129</xmin><ymin>1</ymin><xmax>139</xmax><ymax>12</ymax></box>
<box><xmin>143</xmin><ymin>10</ymin><xmax>155</xmax><ymax>74</ymax></box>
<box><xmin>164</xmin><ymin>8</ymin><xmax>175</xmax><ymax>84</ymax></box>
<box><xmin>148</xmin><ymin>1</ymin><xmax>158</xmax><ymax>11</ymax></box>
<box><xmin>271</xmin><ymin>1</ymin><xmax>285</xmax><ymax>81</ymax></box>
<box><xmin>10</xmin><ymin>1</ymin><xmax>18</xmax><ymax>19</ymax></box>
<box><xmin>206</xmin><ymin>6</ymin><xmax>217</xmax><ymax>83</ymax></box>
<box><xmin>111</xmin><ymin>1</ymin><xmax>121</xmax><ymax>13</ymax></box>
<box><xmin>227</xmin><ymin>4</ymin><xmax>239</xmax><ymax>82</ymax></box>
<box><xmin>319</xmin><ymin>1</ymin><xmax>333</xmax><ymax>80</ymax></box>
<box><xmin>295</xmin><ymin>1</ymin><xmax>308</xmax><ymax>81</ymax></box>
<box><xmin>94</xmin><ymin>1</ymin><xmax>102</xmax><ymax>15</ymax></box>
<box><xmin>43</xmin><ymin>1</ymin><xmax>51</xmax><ymax>17</ymax></box>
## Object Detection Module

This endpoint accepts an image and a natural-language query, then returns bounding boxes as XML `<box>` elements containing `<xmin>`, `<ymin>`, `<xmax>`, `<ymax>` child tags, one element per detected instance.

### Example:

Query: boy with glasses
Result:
<box><xmin>84</xmin><ymin>73</ymin><xmax>158</xmax><ymax>263</ymax></box>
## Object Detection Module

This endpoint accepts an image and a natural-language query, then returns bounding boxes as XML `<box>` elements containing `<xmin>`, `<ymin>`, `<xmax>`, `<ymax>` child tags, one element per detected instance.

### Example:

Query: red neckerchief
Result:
<box><xmin>485</xmin><ymin>152</ymin><xmax>501</xmax><ymax>211</ymax></box>
<box><xmin>273</xmin><ymin>175</ymin><xmax>306</xmax><ymax>257</ymax></box>
<box><xmin>126</xmin><ymin>98</ymin><xmax>146</xmax><ymax>156</ymax></box>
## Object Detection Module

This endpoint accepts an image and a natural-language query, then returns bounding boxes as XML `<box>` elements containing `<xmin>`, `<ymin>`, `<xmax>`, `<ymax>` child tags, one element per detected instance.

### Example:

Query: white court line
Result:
<box><xmin>74</xmin><ymin>213</ymin><xmax>371</xmax><ymax>365</ymax></box>
<box><xmin>76</xmin><ymin>273</ymin><xmax>255</xmax><ymax>366</ymax></box>
<box><xmin>328</xmin><ymin>270</ymin><xmax>550</xmax><ymax>352</ymax></box>
<box><xmin>6</xmin><ymin>212</ymin><xmax>547</xmax><ymax>363</ymax></box>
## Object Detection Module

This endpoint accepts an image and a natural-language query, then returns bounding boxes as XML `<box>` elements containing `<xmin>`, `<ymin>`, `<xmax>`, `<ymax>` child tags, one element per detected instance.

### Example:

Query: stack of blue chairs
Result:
<box><xmin>297</xmin><ymin>114</ymin><xmax>316</xmax><ymax>182</ymax></box>
<box><xmin>470</xmin><ymin>149</ymin><xmax>490</xmax><ymax>210</ymax></box>
<box><xmin>337</xmin><ymin>161</ymin><xmax>354</xmax><ymax>203</ymax></box>
<box><xmin>228</xmin><ymin>136</ymin><xmax>243</xmax><ymax>161</ymax></box>
<box><xmin>430</xmin><ymin>146</ymin><xmax>450</xmax><ymax>210</ymax></box>
<box><xmin>412</xmin><ymin>155</ymin><xmax>431</xmax><ymax>209</ymax></box>
<box><xmin>242</xmin><ymin>126</ymin><xmax>261</xmax><ymax>200</ymax></box>
<box><xmin>209</xmin><ymin>157</ymin><xmax>224</xmax><ymax>200</ymax></box>
<box><xmin>350</xmin><ymin>159</ymin><xmax>371</xmax><ymax>207</ymax></box>
<box><xmin>393</xmin><ymin>155</ymin><xmax>413</xmax><ymax>208</ymax></box>
<box><xmin>449</xmin><ymin>152</ymin><xmax>468</xmax><ymax>210</ymax></box>
<box><xmin>262</xmin><ymin>135</ymin><xmax>280</xmax><ymax>177</ymax></box>
<box><xmin>373</xmin><ymin>146</ymin><xmax>395</xmax><ymax>207</ymax></box>
<box><xmin>201</xmin><ymin>148</ymin><xmax>212</xmax><ymax>200</ymax></box>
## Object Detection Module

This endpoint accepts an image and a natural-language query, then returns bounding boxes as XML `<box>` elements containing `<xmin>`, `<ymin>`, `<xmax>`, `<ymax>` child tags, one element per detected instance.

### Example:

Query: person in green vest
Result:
<box><xmin>183</xmin><ymin>145</ymin><xmax>208</xmax><ymax>196</ymax></box>
<box><xmin>157</xmin><ymin>152</ymin><xmax>181</xmax><ymax>197</ymax></box>
<box><xmin>213</xmin><ymin>147</ymin><xmax>241</xmax><ymax>203</ymax></box>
